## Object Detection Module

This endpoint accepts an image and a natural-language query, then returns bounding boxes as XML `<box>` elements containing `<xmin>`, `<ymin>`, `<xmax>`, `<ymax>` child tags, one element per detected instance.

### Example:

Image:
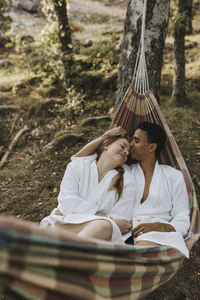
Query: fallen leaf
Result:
<box><xmin>195</xmin><ymin>119</ymin><xmax>200</xmax><ymax>126</ymax></box>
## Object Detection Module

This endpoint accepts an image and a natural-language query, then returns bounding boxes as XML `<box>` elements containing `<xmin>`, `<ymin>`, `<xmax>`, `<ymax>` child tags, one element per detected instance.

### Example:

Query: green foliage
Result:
<box><xmin>4</xmin><ymin>0</ymin><xmax>69</xmax><ymax>86</ymax></box>
<box><xmin>174</xmin><ymin>12</ymin><xmax>186</xmax><ymax>34</ymax></box>
<box><xmin>80</xmin><ymin>39</ymin><xmax>119</xmax><ymax>71</ymax></box>
<box><xmin>63</xmin><ymin>87</ymin><xmax>85</xmax><ymax>123</ymax></box>
<box><xmin>168</xmin><ymin>0</ymin><xmax>177</xmax><ymax>35</ymax></box>
<box><xmin>7</xmin><ymin>21</ymin><xmax>65</xmax><ymax>86</ymax></box>
<box><xmin>0</xmin><ymin>0</ymin><xmax>11</xmax><ymax>34</ymax></box>
<box><xmin>168</xmin><ymin>0</ymin><xmax>187</xmax><ymax>35</ymax></box>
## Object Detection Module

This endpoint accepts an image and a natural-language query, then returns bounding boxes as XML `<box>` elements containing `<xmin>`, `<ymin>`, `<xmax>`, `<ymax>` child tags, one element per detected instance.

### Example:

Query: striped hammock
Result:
<box><xmin>0</xmin><ymin>0</ymin><xmax>199</xmax><ymax>299</ymax></box>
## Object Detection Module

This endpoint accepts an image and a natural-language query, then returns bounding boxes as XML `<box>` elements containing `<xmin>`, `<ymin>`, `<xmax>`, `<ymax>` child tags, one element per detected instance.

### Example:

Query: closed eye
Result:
<box><xmin>120</xmin><ymin>143</ymin><xmax>130</xmax><ymax>153</ymax></box>
<box><xmin>133</xmin><ymin>137</ymin><xmax>139</xmax><ymax>143</ymax></box>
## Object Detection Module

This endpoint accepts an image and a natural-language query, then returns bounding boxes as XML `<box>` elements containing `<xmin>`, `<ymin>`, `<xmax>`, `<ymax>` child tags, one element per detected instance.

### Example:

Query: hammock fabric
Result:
<box><xmin>0</xmin><ymin>86</ymin><xmax>199</xmax><ymax>300</ymax></box>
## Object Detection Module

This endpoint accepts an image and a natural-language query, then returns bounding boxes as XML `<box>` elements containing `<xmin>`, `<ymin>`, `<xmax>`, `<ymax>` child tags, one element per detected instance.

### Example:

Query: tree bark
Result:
<box><xmin>52</xmin><ymin>0</ymin><xmax>73</xmax><ymax>84</ymax></box>
<box><xmin>116</xmin><ymin>0</ymin><xmax>169</xmax><ymax>107</ymax></box>
<box><xmin>172</xmin><ymin>0</ymin><xmax>186</xmax><ymax>102</ymax></box>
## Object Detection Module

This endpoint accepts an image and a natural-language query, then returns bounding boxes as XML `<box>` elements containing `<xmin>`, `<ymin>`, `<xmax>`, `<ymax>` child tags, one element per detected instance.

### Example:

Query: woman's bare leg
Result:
<box><xmin>55</xmin><ymin>219</ymin><xmax>113</xmax><ymax>240</ymax></box>
<box><xmin>136</xmin><ymin>240</ymin><xmax>159</xmax><ymax>246</ymax></box>
<box><xmin>78</xmin><ymin>219</ymin><xmax>112</xmax><ymax>240</ymax></box>
<box><xmin>55</xmin><ymin>222</ymin><xmax>91</xmax><ymax>234</ymax></box>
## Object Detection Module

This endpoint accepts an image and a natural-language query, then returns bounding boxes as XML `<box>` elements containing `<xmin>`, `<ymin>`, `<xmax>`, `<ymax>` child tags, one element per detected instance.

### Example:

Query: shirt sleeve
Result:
<box><xmin>169</xmin><ymin>173</ymin><xmax>190</xmax><ymax>237</ymax></box>
<box><xmin>108</xmin><ymin>173</ymin><xmax>136</xmax><ymax>221</ymax></box>
<box><xmin>57</xmin><ymin>160</ymin><xmax>98</xmax><ymax>215</ymax></box>
<box><xmin>71</xmin><ymin>154</ymin><xmax>97</xmax><ymax>162</ymax></box>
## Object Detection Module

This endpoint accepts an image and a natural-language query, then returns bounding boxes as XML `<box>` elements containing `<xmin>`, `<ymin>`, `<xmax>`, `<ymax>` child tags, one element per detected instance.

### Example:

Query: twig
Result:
<box><xmin>10</xmin><ymin>113</ymin><xmax>20</xmax><ymax>137</ymax></box>
<box><xmin>0</xmin><ymin>125</ymin><xmax>30</xmax><ymax>169</ymax></box>
<box><xmin>0</xmin><ymin>105</ymin><xmax>20</xmax><ymax>111</ymax></box>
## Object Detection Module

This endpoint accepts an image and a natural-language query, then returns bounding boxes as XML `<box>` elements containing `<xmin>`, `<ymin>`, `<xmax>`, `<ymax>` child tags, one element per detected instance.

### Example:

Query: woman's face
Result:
<box><xmin>106</xmin><ymin>138</ymin><xmax>130</xmax><ymax>164</ymax></box>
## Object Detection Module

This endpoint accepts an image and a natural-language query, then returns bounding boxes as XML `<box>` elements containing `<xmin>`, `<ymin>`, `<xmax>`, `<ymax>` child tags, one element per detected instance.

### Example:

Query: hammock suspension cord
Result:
<box><xmin>133</xmin><ymin>0</ymin><xmax>149</xmax><ymax>94</ymax></box>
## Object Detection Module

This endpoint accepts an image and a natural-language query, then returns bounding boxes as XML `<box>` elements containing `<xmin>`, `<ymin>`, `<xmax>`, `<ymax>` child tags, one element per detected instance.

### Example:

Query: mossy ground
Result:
<box><xmin>0</xmin><ymin>2</ymin><xmax>200</xmax><ymax>299</ymax></box>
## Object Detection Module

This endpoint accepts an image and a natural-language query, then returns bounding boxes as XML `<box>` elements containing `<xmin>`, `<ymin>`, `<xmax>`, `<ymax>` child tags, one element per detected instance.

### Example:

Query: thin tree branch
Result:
<box><xmin>0</xmin><ymin>125</ymin><xmax>30</xmax><ymax>169</ymax></box>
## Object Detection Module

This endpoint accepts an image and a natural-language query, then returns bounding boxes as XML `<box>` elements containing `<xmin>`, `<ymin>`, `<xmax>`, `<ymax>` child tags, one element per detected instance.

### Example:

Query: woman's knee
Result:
<box><xmin>101</xmin><ymin>219</ymin><xmax>112</xmax><ymax>232</ymax></box>
<box><xmin>93</xmin><ymin>219</ymin><xmax>113</xmax><ymax>240</ymax></box>
<box><xmin>99</xmin><ymin>220</ymin><xmax>113</xmax><ymax>240</ymax></box>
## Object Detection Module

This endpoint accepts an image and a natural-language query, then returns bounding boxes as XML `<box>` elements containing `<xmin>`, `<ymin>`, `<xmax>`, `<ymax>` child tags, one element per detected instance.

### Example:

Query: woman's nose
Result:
<box><xmin>124</xmin><ymin>148</ymin><xmax>129</xmax><ymax>155</ymax></box>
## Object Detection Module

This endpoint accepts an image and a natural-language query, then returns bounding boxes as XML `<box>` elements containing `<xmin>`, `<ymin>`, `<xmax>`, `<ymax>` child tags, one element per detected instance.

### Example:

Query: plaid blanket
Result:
<box><xmin>0</xmin><ymin>86</ymin><xmax>199</xmax><ymax>299</ymax></box>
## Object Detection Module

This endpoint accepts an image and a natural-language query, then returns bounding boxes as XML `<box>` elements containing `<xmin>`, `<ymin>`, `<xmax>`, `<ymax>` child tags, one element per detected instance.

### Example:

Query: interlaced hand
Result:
<box><xmin>114</xmin><ymin>219</ymin><xmax>132</xmax><ymax>234</ymax></box>
<box><xmin>132</xmin><ymin>222</ymin><xmax>176</xmax><ymax>237</ymax></box>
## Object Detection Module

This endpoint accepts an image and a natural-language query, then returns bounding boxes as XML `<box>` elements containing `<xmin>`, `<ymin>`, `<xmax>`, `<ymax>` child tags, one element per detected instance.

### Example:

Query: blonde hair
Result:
<box><xmin>96</xmin><ymin>135</ymin><xmax>129</xmax><ymax>201</ymax></box>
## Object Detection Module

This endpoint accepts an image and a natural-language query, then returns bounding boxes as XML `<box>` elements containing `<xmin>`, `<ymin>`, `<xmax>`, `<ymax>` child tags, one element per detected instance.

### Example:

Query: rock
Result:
<box><xmin>82</xmin><ymin>39</ymin><xmax>93</xmax><ymax>48</ymax></box>
<box><xmin>80</xmin><ymin>116</ymin><xmax>111</xmax><ymax>127</ymax></box>
<box><xmin>13</xmin><ymin>0</ymin><xmax>41</xmax><ymax>13</ymax></box>
<box><xmin>20</xmin><ymin>35</ymin><xmax>35</xmax><ymax>43</ymax></box>
<box><xmin>0</xmin><ymin>59</ymin><xmax>12</xmax><ymax>68</ymax></box>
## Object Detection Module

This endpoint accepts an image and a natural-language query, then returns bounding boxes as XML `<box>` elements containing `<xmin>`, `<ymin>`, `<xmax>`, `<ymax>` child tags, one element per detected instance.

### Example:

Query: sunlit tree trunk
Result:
<box><xmin>172</xmin><ymin>0</ymin><xmax>186</xmax><ymax>102</ymax></box>
<box><xmin>52</xmin><ymin>0</ymin><xmax>73</xmax><ymax>84</ymax></box>
<box><xmin>116</xmin><ymin>0</ymin><xmax>169</xmax><ymax>106</ymax></box>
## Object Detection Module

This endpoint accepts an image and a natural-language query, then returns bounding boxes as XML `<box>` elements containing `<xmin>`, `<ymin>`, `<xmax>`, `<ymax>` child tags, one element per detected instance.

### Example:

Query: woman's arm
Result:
<box><xmin>74</xmin><ymin>126</ymin><xmax>127</xmax><ymax>157</ymax></box>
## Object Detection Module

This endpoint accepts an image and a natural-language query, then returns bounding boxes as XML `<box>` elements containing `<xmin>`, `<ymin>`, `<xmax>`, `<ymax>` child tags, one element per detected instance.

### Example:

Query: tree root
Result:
<box><xmin>0</xmin><ymin>125</ymin><xmax>30</xmax><ymax>169</ymax></box>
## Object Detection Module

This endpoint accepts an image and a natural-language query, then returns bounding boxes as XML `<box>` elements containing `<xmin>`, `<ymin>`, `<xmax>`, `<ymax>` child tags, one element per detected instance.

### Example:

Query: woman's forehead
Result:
<box><xmin>119</xmin><ymin>138</ymin><xmax>130</xmax><ymax>146</ymax></box>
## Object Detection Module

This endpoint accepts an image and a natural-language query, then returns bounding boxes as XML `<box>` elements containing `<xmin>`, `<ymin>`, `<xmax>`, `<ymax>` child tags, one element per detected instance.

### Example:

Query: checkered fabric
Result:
<box><xmin>0</xmin><ymin>85</ymin><xmax>199</xmax><ymax>300</ymax></box>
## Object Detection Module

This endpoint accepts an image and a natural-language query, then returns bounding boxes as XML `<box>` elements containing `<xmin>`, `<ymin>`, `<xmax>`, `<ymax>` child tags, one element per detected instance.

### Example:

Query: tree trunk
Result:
<box><xmin>186</xmin><ymin>0</ymin><xmax>193</xmax><ymax>35</ymax></box>
<box><xmin>172</xmin><ymin>0</ymin><xmax>186</xmax><ymax>102</ymax></box>
<box><xmin>116</xmin><ymin>0</ymin><xmax>170</xmax><ymax>107</ymax></box>
<box><xmin>52</xmin><ymin>0</ymin><xmax>73</xmax><ymax>84</ymax></box>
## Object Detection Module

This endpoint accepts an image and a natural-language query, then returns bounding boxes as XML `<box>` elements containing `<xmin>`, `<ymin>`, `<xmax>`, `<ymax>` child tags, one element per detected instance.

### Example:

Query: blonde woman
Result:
<box><xmin>41</xmin><ymin>134</ymin><xmax>136</xmax><ymax>243</ymax></box>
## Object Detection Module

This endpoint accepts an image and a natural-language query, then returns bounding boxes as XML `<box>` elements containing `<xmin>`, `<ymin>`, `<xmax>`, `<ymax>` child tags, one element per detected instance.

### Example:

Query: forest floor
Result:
<box><xmin>0</xmin><ymin>0</ymin><xmax>200</xmax><ymax>299</ymax></box>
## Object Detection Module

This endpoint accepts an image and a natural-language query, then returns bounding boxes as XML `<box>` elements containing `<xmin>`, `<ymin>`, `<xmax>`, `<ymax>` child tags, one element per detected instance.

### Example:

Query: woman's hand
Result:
<box><xmin>75</xmin><ymin>126</ymin><xmax>127</xmax><ymax>157</ymax></box>
<box><xmin>102</xmin><ymin>126</ymin><xmax>127</xmax><ymax>139</ymax></box>
<box><xmin>132</xmin><ymin>222</ymin><xmax>176</xmax><ymax>237</ymax></box>
<box><xmin>114</xmin><ymin>219</ymin><xmax>132</xmax><ymax>234</ymax></box>
<box><xmin>54</xmin><ymin>209</ymin><xmax>63</xmax><ymax>216</ymax></box>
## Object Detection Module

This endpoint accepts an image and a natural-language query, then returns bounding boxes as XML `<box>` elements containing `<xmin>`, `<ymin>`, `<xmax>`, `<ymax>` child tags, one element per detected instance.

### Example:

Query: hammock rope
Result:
<box><xmin>133</xmin><ymin>0</ymin><xmax>149</xmax><ymax>94</ymax></box>
<box><xmin>0</xmin><ymin>0</ymin><xmax>199</xmax><ymax>299</ymax></box>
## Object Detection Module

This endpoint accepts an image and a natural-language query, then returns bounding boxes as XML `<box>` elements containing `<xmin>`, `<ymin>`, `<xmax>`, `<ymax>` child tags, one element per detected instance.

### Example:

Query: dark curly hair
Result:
<box><xmin>137</xmin><ymin>122</ymin><xmax>166</xmax><ymax>158</ymax></box>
